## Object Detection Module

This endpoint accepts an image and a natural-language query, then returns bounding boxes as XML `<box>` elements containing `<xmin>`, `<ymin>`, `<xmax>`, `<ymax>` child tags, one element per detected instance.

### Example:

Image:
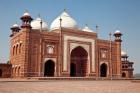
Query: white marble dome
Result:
<box><xmin>50</xmin><ymin>11</ymin><xmax>77</xmax><ymax>30</ymax></box>
<box><xmin>115</xmin><ymin>30</ymin><xmax>121</xmax><ymax>34</ymax></box>
<box><xmin>12</xmin><ymin>24</ymin><xmax>19</xmax><ymax>28</ymax></box>
<box><xmin>31</xmin><ymin>17</ymin><xmax>48</xmax><ymax>30</ymax></box>
<box><xmin>23</xmin><ymin>12</ymin><xmax>30</xmax><ymax>16</ymax></box>
<box><xmin>121</xmin><ymin>51</ymin><xmax>127</xmax><ymax>57</ymax></box>
<box><xmin>82</xmin><ymin>26</ymin><xmax>93</xmax><ymax>32</ymax></box>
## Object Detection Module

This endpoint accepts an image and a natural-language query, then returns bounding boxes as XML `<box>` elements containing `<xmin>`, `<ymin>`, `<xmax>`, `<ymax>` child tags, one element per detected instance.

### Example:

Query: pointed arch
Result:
<box><xmin>0</xmin><ymin>69</ymin><xmax>2</xmax><ymax>77</ymax></box>
<box><xmin>18</xmin><ymin>67</ymin><xmax>20</xmax><ymax>77</ymax></box>
<box><xmin>19</xmin><ymin>43</ymin><xmax>22</xmax><ymax>53</ymax></box>
<box><xmin>70</xmin><ymin>46</ymin><xmax>88</xmax><ymax>77</ymax></box>
<box><xmin>44</xmin><ymin>60</ymin><xmax>55</xmax><ymax>77</ymax></box>
<box><xmin>16</xmin><ymin>45</ymin><xmax>19</xmax><ymax>54</ymax></box>
<box><xmin>122</xmin><ymin>72</ymin><xmax>126</xmax><ymax>78</ymax></box>
<box><xmin>13</xmin><ymin>46</ymin><xmax>15</xmax><ymax>55</ymax></box>
<box><xmin>100</xmin><ymin>63</ymin><xmax>107</xmax><ymax>77</ymax></box>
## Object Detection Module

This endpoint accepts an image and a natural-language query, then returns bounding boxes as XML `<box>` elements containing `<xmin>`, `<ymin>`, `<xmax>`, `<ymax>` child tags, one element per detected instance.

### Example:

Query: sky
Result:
<box><xmin>0</xmin><ymin>0</ymin><xmax>140</xmax><ymax>74</ymax></box>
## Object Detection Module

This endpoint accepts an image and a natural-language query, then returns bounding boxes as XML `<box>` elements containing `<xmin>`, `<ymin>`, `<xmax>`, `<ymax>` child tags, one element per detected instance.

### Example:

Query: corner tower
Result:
<box><xmin>20</xmin><ymin>12</ymin><xmax>33</xmax><ymax>77</ymax></box>
<box><xmin>114</xmin><ymin>30</ymin><xmax>122</xmax><ymax>78</ymax></box>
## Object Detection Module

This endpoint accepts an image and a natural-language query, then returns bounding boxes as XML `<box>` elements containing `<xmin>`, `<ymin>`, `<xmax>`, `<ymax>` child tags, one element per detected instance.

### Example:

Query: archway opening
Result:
<box><xmin>70</xmin><ymin>46</ymin><xmax>88</xmax><ymax>77</ymax></box>
<box><xmin>18</xmin><ymin>67</ymin><xmax>20</xmax><ymax>77</ymax></box>
<box><xmin>100</xmin><ymin>63</ymin><xmax>107</xmax><ymax>77</ymax></box>
<box><xmin>122</xmin><ymin>72</ymin><xmax>126</xmax><ymax>78</ymax></box>
<box><xmin>70</xmin><ymin>63</ymin><xmax>76</xmax><ymax>77</ymax></box>
<box><xmin>0</xmin><ymin>69</ymin><xmax>2</xmax><ymax>77</ymax></box>
<box><xmin>44</xmin><ymin>60</ymin><xmax>55</xmax><ymax>77</ymax></box>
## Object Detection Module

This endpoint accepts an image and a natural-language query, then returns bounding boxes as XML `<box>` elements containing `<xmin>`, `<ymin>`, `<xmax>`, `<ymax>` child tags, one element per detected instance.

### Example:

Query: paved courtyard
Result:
<box><xmin>0</xmin><ymin>79</ymin><xmax>140</xmax><ymax>93</ymax></box>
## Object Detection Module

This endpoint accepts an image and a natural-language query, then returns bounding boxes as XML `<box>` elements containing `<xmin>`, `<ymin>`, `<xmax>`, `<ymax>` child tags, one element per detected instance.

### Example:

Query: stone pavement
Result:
<box><xmin>0</xmin><ymin>79</ymin><xmax>140</xmax><ymax>93</ymax></box>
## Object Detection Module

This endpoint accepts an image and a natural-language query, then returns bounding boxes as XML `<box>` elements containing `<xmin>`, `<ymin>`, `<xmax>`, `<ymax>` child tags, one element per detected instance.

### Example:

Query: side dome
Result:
<box><xmin>50</xmin><ymin>11</ymin><xmax>77</xmax><ymax>30</ymax></box>
<box><xmin>121</xmin><ymin>51</ymin><xmax>127</xmax><ymax>57</ymax></box>
<box><xmin>31</xmin><ymin>17</ymin><xmax>48</xmax><ymax>30</ymax></box>
<box><xmin>82</xmin><ymin>25</ymin><xmax>93</xmax><ymax>32</ymax></box>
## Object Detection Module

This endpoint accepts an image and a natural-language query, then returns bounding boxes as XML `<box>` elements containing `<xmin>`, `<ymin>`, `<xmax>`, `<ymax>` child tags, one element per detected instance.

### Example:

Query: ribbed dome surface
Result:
<box><xmin>50</xmin><ymin>11</ymin><xmax>77</xmax><ymax>30</ymax></box>
<box><xmin>31</xmin><ymin>17</ymin><xmax>48</xmax><ymax>30</ymax></box>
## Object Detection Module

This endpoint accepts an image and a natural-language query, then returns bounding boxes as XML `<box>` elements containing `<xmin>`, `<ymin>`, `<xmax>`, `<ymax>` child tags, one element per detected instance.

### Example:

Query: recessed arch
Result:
<box><xmin>70</xmin><ymin>46</ymin><xmax>88</xmax><ymax>77</ymax></box>
<box><xmin>0</xmin><ymin>69</ymin><xmax>2</xmax><ymax>77</ymax></box>
<box><xmin>19</xmin><ymin>43</ymin><xmax>22</xmax><ymax>53</ymax></box>
<box><xmin>13</xmin><ymin>46</ymin><xmax>15</xmax><ymax>55</ymax></box>
<box><xmin>44</xmin><ymin>60</ymin><xmax>55</xmax><ymax>77</ymax></box>
<box><xmin>16</xmin><ymin>45</ymin><xmax>19</xmax><ymax>54</ymax></box>
<box><xmin>100</xmin><ymin>63</ymin><xmax>107</xmax><ymax>77</ymax></box>
<box><xmin>122</xmin><ymin>72</ymin><xmax>126</xmax><ymax>78</ymax></box>
<box><xmin>18</xmin><ymin>67</ymin><xmax>20</xmax><ymax>77</ymax></box>
<box><xmin>70</xmin><ymin>63</ymin><xmax>76</xmax><ymax>77</ymax></box>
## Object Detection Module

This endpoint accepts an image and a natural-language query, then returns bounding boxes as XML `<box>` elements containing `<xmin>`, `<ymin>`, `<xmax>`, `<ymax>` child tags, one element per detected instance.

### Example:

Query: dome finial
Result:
<box><xmin>25</xmin><ymin>9</ymin><xmax>28</xmax><ymax>13</ymax></box>
<box><xmin>38</xmin><ymin>13</ymin><xmax>41</xmax><ymax>18</ymax></box>
<box><xmin>64</xmin><ymin>8</ymin><xmax>67</xmax><ymax>12</ymax></box>
<box><xmin>96</xmin><ymin>24</ymin><xmax>99</xmax><ymax>33</ymax></box>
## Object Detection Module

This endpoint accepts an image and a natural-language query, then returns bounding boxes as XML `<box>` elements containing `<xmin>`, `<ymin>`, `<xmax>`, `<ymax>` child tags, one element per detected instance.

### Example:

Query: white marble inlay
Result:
<box><xmin>63</xmin><ymin>35</ymin><xmax>95</xmax><ymax>72</ymax></box>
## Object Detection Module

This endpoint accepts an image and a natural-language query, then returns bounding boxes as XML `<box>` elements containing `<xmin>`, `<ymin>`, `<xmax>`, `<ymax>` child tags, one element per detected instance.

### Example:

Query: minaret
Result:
<box><xmin>114</xmin><ymin>30</ymin><xmax>122</xmax><ymax>78</ymax></box>
<box><xmin>20</xmin><ymin>11</ymin><xmax>33</xmax><ymax>77</ymax></box>
<box><xmin>10</xmin><ymin>24</ymin><xmax>20</xmax><ymax>37</ymax></box>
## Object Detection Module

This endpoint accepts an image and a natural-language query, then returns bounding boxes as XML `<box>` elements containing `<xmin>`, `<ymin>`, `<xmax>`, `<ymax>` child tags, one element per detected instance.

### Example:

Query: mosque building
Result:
<box><xmin>0</xmin><ymin>10</ymin><xmax>134</xmax><ymax>78</ymax></box>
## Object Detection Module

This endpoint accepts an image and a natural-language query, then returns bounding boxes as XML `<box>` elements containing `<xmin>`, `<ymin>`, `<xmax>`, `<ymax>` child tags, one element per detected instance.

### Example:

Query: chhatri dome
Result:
<box><xmin>12</xmin><ymin>23</ymin><xmax>19</xmax><ymax>28</ymax></box>
<box><xmin>82</xmin><ymin>25</ymin><xmax>93</xmax><ymax>32</ymax></box>
<box><xmin>50</xmin><ymin>10</ymin><xmax>77</xmax><ymax>30</ymax></box>
<box><xmin>121</xmin><ymin>51</ymin><xmax>127</xmax><ymax>57</ymax></box>
<box><xmin>31</xmin><ymin>17</ymin><xmax>48</xmax><ymax>30</ymax></box>
<box><xmin>114</xmin><ymin>30</ymin><xmax>121</xmax><ymax>34</ymax></box>
<box><xmin>23</xmin><ymin>12</ymin><xmax>30</xmax><ymax>16</ymax></box>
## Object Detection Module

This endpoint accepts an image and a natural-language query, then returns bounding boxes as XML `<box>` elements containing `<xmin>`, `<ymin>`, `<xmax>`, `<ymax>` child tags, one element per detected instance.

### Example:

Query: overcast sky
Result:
<box><xmin>0</xmin><ymin>0</ymin><xmax>140</xmax><ymax>74</ymax></box>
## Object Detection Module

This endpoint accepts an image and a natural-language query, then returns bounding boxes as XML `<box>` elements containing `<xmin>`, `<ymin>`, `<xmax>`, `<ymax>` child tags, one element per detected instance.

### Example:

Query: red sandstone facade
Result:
<box><xmin>0</xmin><ymin>63</ymin><xmax>12</xmax><ymax>78</ymax></box>
<box><xmin>7</xmin><ymin>12</ymin><xmax>134</xmax><ymax>78</ymax></box>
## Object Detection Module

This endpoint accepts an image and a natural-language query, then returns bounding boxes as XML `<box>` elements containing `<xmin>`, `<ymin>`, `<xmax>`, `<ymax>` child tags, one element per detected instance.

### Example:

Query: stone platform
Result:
<box><xmin>0</xmin><ymin>78</ymin><xmax>140</xmax><ymax>93</ymax></box>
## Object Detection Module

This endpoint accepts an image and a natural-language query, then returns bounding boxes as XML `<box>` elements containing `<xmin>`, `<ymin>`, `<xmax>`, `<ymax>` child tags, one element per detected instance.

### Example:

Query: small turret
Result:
<box><xmin>113</xmin><ymin>30</ymin><xmax>122</xmax><ymax>78</ymax></box>
<box><xmin>10</xmin><ymin>24</ymin><xmax>20</xmax><ymax>37</ymax></box>
<box><xmin>121</xmin><ymin>51</ymin><xmax>128</xmax><ymax>61</ymax></box>
<box><xmin>114</xmin><ymin>30</ymin><xmax>122</xmax><ymax>42</ymax></box>
<box><xmin>20</xmin><ymin>12</ymin><xmax>33</xmax><ymax>28</ymax></box>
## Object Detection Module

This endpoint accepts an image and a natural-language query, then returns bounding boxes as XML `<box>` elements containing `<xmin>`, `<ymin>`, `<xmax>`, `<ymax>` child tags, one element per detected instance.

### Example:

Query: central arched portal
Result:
<box><xmin>44</xmin><ymin>60</ymin><xmax>55</xmax><ymax>77</ymax></box>
<box><xmin>100</xmin><ymin>63</ymin><xmax>107</xmax><ymax>77</ymax></box>
<box><xmin>70</xmin><ymin>46</ymin><xmax>88</xmax><ymax>77</ymax></box>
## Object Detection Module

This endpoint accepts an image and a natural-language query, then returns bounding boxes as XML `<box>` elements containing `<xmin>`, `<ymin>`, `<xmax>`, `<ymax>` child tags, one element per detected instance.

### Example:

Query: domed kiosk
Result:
<box><xmin>31</xmin><ymin>17</ymin><xmax>48</xmax><ymax>30</ymax></box>
<box><xmin>82</xmin><ymin>25</ymin><xmax>93</xmax><ymax>32</ymax></box>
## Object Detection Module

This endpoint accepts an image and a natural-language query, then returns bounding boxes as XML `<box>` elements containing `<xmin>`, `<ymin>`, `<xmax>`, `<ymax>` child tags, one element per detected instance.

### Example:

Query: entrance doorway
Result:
<box><xmin>70</xmin><ymin>46</ymin><xmax>88</xmax><ymax>77</ymax></box>
<box><xmin>0</xmin><ymin>69</ymin><xmax>2</xmax><ymax>77</ymax></box>
<box><xmin>44</xmin><ymin>60</ymin><xmax>55</xmax><ymax>77</ymax></box>
<box><xmin>122</xmin><ymin>72</ymin><xmax>126</xmax><ymax>78</ymax></box>
<box><xmin>70</xmin><ymin>63</ymin><xmax>76</xmax><ymax>76</ymax></box>
<box><xmin>100</xmin><ymin>63</ymin><xmax>107</xmax><ymax>77</ymax></box>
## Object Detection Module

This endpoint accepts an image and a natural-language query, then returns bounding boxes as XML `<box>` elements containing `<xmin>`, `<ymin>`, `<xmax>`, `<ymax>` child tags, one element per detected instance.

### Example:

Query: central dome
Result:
<box><xmin>31</xmin><ymin>17</ymin><xmax>48</xmax><ymax>30</ymax></box>
<box><xmin>50</xmin><ymin>11</ymin><xmax>77</xmax><ymax>30</ymax></box>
